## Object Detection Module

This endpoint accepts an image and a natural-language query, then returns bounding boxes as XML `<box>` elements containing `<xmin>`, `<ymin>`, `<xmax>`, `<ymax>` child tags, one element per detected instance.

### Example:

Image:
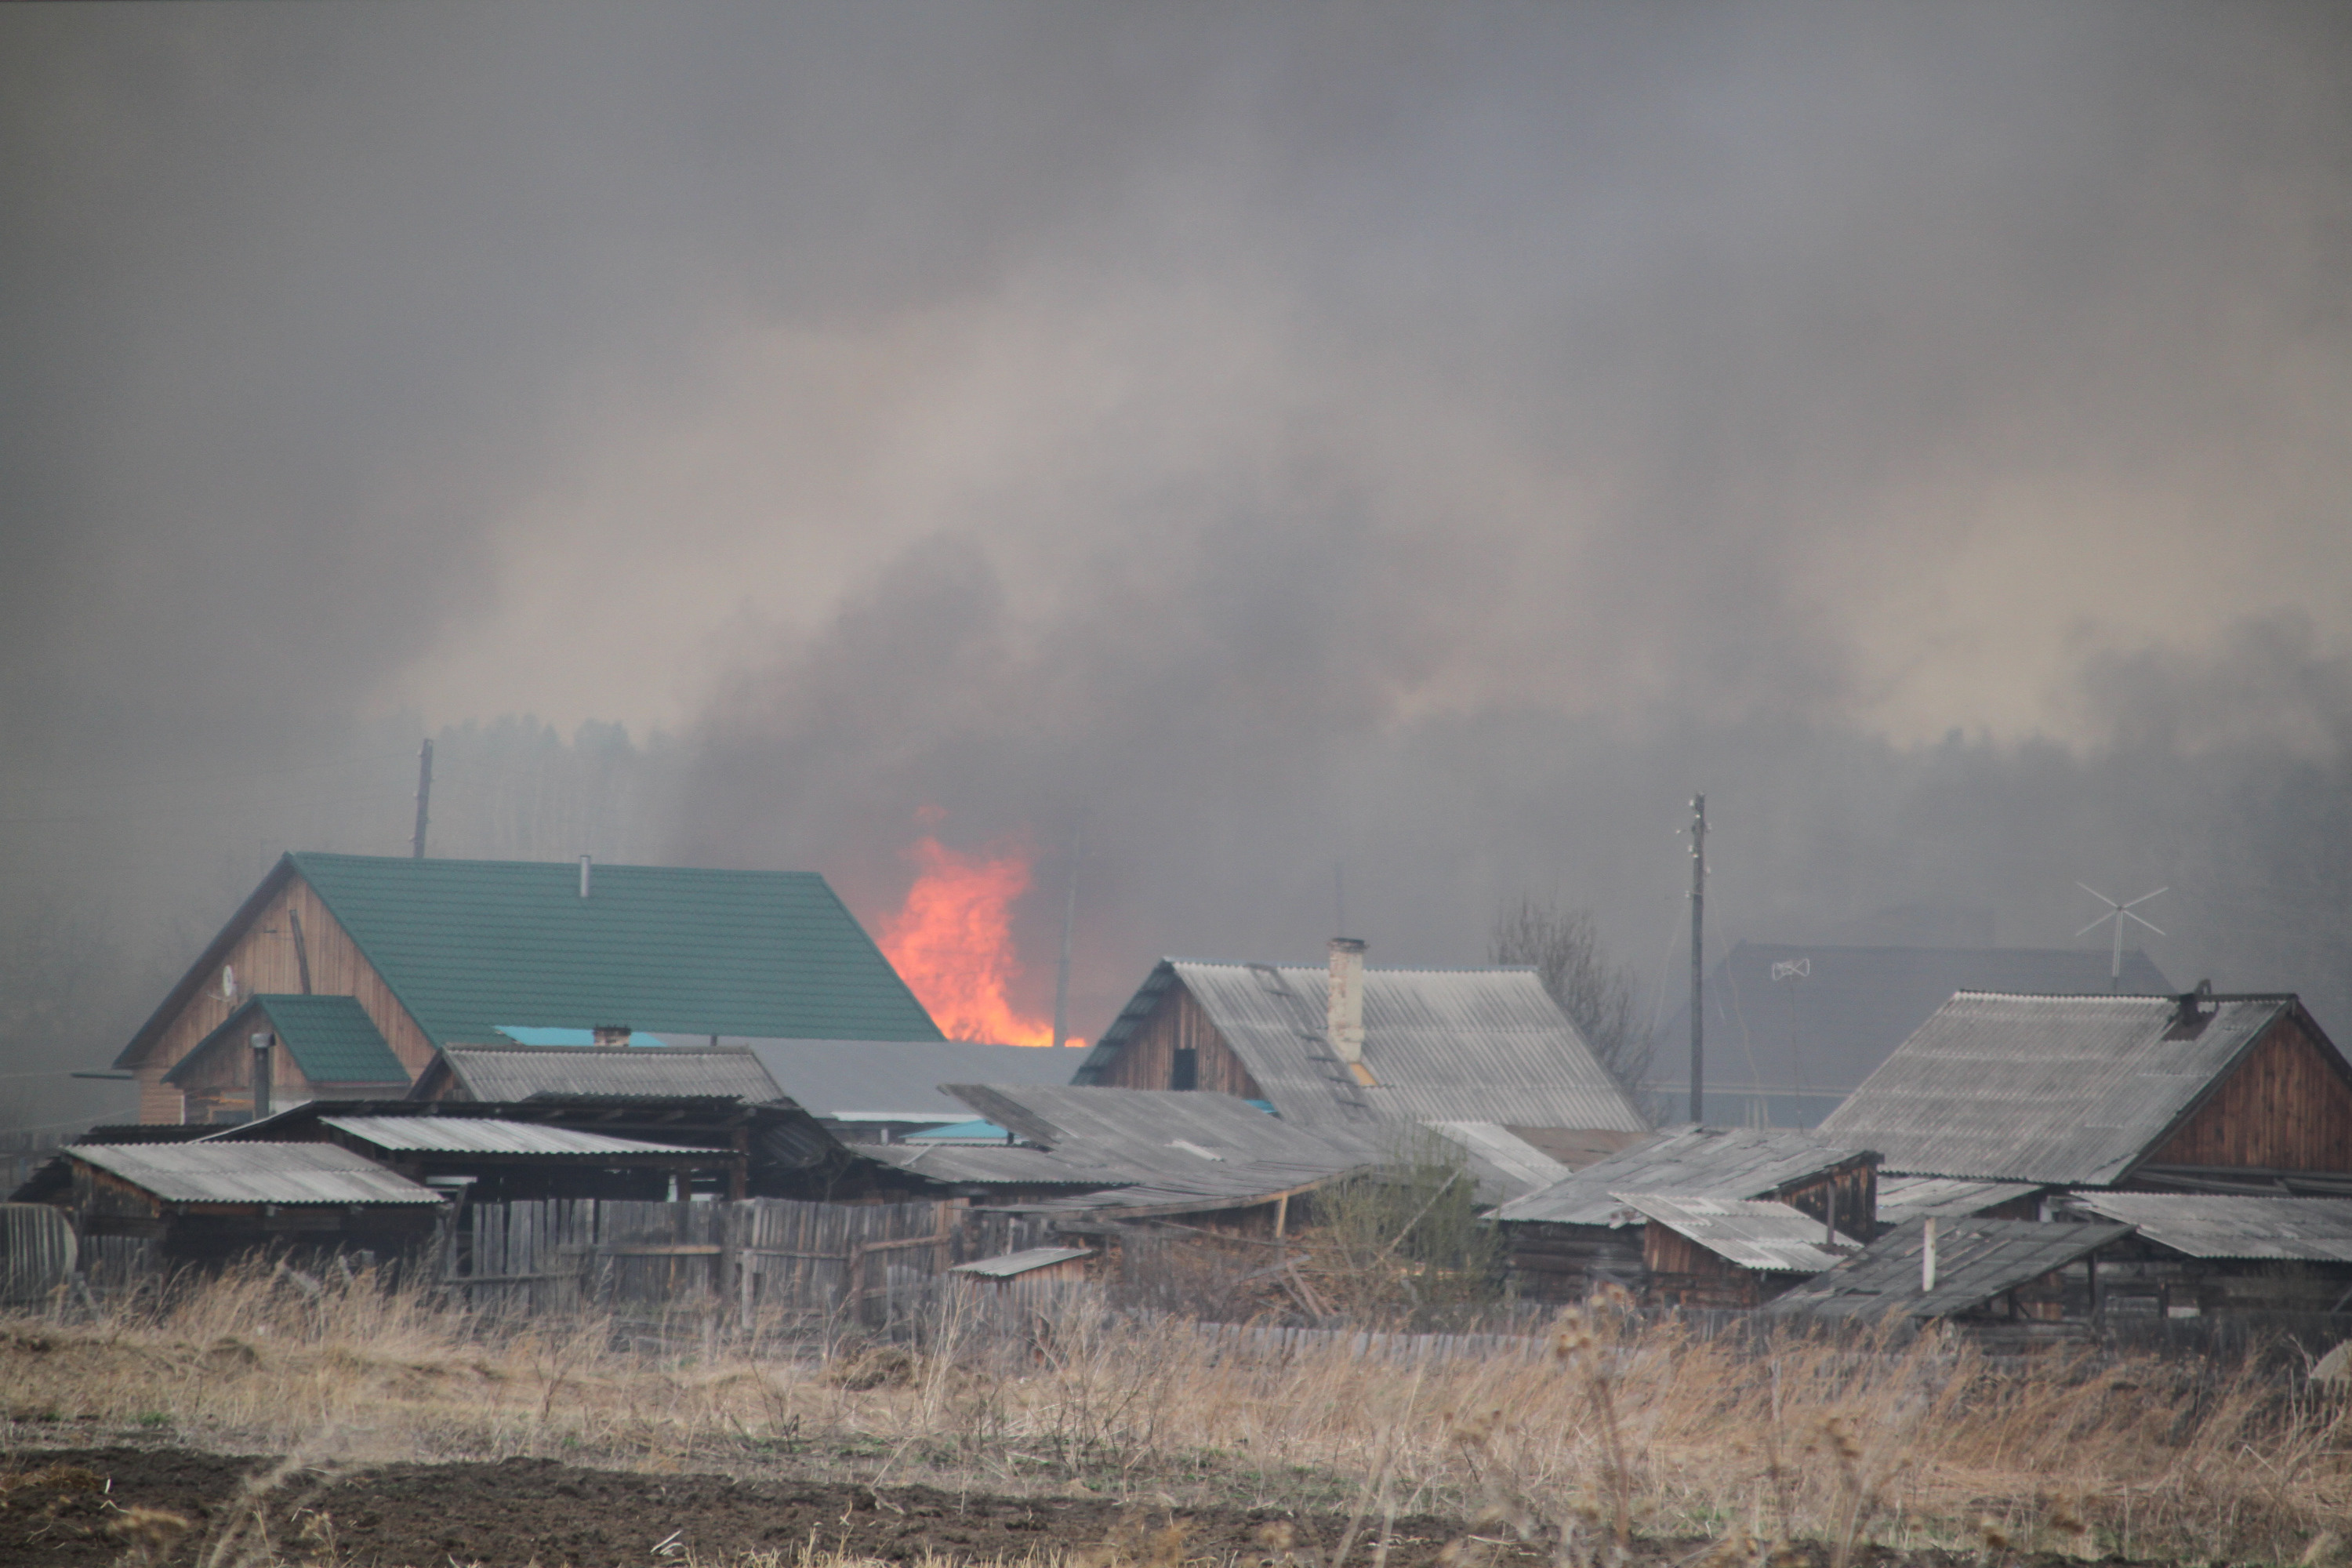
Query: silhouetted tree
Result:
<box><xmin>1490</xmin><ymin>897</ymin><xmax>1653</xmax><ymax>1094</ymax></box>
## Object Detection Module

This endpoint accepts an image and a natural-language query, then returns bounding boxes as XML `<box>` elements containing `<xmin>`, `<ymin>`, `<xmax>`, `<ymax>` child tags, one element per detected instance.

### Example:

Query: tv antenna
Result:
<box><xmin>2075</xmin><ymin>884</ymin><xmax>2165</xmax><ymax>993</ymax></box>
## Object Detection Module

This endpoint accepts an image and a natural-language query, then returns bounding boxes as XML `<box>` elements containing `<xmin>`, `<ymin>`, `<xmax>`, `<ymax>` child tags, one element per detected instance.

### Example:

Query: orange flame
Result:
<box><xmin>877</xmin><ymin>835</ymin><xmax>1082</xmax><ymax>1048</ymax></box>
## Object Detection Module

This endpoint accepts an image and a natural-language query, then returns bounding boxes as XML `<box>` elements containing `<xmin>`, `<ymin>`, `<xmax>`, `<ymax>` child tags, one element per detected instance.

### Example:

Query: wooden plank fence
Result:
<box><xmin>446</xmin><ymin>1197</ymin><xmax>1062</xmax><ymax>1334</ymax></box>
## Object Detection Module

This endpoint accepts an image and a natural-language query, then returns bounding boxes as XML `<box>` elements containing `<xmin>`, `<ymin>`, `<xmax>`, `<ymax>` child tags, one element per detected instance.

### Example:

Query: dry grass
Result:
<box><xmin>3</xmin><ymin>1263</ymin><xmax>2348</xmax><ymax>1563</ymax></box>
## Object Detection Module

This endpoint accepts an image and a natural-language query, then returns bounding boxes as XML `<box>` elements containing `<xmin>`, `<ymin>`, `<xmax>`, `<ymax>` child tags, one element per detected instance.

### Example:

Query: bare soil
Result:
<box><xmin>0</xmin><ymin>1446</ymin><xmax>2154</xmax><ymax>1568</ymax></box>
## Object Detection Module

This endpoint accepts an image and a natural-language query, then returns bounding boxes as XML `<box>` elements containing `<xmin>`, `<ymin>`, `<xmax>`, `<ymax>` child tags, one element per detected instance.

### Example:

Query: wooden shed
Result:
<box><xmin>49</xmin><ymin>1142</ymin><xmax>446</xmax><ymax>1267</ymax></box>
<box><xmin>1616</xmin><ymin>1193</ymin><xmax>1866</xmax><ymax>1310</ymax></box>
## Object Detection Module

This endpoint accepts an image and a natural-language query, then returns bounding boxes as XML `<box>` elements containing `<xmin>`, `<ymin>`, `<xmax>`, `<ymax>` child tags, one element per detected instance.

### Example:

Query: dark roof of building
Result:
<box><xmin>1614</xmin><ymin>1194</ymin><xmax>1865</xmax><ymax>1272</ymax></box>
<box><xmin>1874</xmin><ymin>1176</ymin><xmax>2043</xmax><ymax>1225</ymax></box>
<box><xmin>1814</xmin><ymin>991</ymin><xmax>2336</xmax><ymax>1185</ymax></box>
<box><xmin>1073</xmin><ymin>960</ymin><xmax>1649</xmax><ymax>1135</ymax></box>
<box><xmin>732</xmin><ymin>1037</ymin><xmax>1083</xmax><ymax>1118</ymax></box>
<box><xmin>164</xmin><ymin>995</ymin><xmax>408</xmax><ymax>1088</ymax></box>
<box><xmin>2067</xmin><ymin>1194</ymin><xmax>2352</xmax><ymax>1262</ymax></box>
<box><xmin>1653</xmin><ymin>942</ymin><xmax>2171</xmax><ymax>1112</ymax></box>
<box><xmin>1490</xmin><ymin>1125</ymin><xmax>1875</xmax><ymax>1227</ymax></box>
<box><xmin>1764</xmin><ymin>1218</ymin><xmax>2133</xmax><ymax>1323</ymax></box>
<box><xmin>119</xmin><ymin>852</ymin><xmax>942</xmax><ymax>1068</ymax></box>
<box><xmin>67</xmin><ymin>1142</ymin><xmax>446</xmax><ymax>1207</ymax></box>
<box><xmin>415</xmin><ymin>1042</ymin><xmax>786</xmax><ymax>1103</ymax></box>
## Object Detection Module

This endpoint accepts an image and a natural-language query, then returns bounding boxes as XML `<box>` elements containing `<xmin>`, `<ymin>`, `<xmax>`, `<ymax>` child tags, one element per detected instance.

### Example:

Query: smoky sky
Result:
<box><xmin>5</xmin><ymin>5</ymin><xmax>2352</xmax><ymax>1122</ymax></box>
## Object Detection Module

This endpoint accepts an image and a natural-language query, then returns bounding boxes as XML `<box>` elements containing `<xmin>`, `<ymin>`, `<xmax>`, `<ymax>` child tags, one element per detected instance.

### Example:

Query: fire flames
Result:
<box><xmin>877</xmin><ymin>834</ymin><xmax>1080</xmax><ymax>1048</ymax></box>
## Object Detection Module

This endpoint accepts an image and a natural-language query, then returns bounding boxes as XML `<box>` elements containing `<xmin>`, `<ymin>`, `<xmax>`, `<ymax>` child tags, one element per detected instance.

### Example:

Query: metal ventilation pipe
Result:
<box><xmin>579</xmin><ymin>855</ymin><xmax>593</xmax><ymax>898</ymax></box>
<box><xmin>249</xmin><ymin>1031</ymin><xmax>275</xmax><ymax>1122</ymax></box>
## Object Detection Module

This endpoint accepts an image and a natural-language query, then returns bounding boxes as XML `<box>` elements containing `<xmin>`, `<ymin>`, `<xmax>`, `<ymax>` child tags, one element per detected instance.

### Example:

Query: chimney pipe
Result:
<box><xmin>579</xmin><ymin>855</ymin><xmax>592</xmax><ymax>898</ymax></box>
<box><xmin>1922</xmin><ymin>1217</ymin><xmax>1939</xmax><ymax>1294</ymax></box>
<box><xmin>250</xmin><ymin>1032</ymin><xmax>274</xmax><ymax>1122</ymax></box>
<box><xmin>1327</xmin><ymin>938</ymin><xmax>1367</xmax><ymax>1066</ymax></box>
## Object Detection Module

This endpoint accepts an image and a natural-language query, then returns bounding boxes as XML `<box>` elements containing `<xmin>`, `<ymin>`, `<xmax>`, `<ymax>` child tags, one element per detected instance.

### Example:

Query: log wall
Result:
<box><xmin>2151</xmin><ymin>1016</ymin><xmax>2352</xmax><ymax>1173</ymax></box>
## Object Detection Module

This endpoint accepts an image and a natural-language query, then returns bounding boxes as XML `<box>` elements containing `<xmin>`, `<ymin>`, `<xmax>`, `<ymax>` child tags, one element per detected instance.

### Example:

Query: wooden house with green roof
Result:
<box><xmin>116</xmin><ymin>852</ymin><xmax>943</xmax><ymax>1123</ymax></box>
<box><xmin>163</xmin><ymin>994</ymin><xmax>412</xmax><ymax>1122</ymax></box>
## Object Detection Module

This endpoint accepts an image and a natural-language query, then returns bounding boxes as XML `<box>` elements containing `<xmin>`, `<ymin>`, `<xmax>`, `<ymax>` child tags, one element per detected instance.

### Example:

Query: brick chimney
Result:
<box><xmin>1327</xmin><ymin>938</ymin><xmax>1367</xmax><ymax>1067</ymax></box>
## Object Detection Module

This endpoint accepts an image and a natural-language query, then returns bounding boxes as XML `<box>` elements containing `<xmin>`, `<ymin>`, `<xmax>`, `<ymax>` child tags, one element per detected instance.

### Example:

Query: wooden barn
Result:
<box><xmin>1816</xmin><ymin>988</ymin><xmax>2352</xmax><ymax>1192</ymax></box>
<box><xmin>1071</xmin><ymin>941</ymin><xmax>1650</xmax><ymax>1149</ymax></box>
<box><xmin>1490</xmin><ymin>1125</ymin><xmax>1878</xmax><ymax>1302</ymax></box>
<box><xmin>112</xmin><ymin>852</ymin><xmax>944</xmax><ymax>1123</ymax></box>
<box><xmin>1766</xmin><ymin>1218</ymin><xmax>2135</xmax><ymax>1332</ymax></box>
<box><xmin>2061</xmin><ymin>1193</ymin><xmax>2352</xmax><ymax>1317</ymax></box>
<box><xmin>44</xmin><ymin>1142</ymin><xmax>447</xmax><ymax>1266</ymax></box>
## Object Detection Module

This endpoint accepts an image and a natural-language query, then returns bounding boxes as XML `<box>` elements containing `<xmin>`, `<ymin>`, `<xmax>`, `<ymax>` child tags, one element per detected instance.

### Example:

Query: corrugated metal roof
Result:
<box><xmin>736</xmin><ymin>1038</ymin><xmax>1081</xmax><ymax>1117</ymax></box>
<box><xmin>317</xmin><ymin>1116</ymin><xmax>705</xmax><ymax>1159</ymax></box>
<box><xmin>1875</xmin><ymin>1176</ymin><xmax>2042</xmax><ymax>1225</ymax></box>
<box><xmin>70</xmin><ymin>1143</ymin><xmax>445</xmax><ymax>1206</ymax></box>
<box><xmin>1653</xmin><ymin>943</ymin><xmax>2171</xmax><ymax>1123</ymax></box>
<box><xmin>863</xmin><ymin>1143</ymin><xmax>1112</xmax><ymax>1186</ymax></box>
<box><xmin>1815</xmin><ymin>993</ymin><xmax>2304</xmax><ymax>1185</ymax></box>
<box><xmin>167</xmin><ymin>994</ymin><xmax>408</xmax><ymax>1088</ymax></box>
<box><xmin>1613</xmin><ymin>1193</ymin><xmax>1865</xmax><ymax>1273</ymax></box>
<box><xmin>949</xmin><ymin>1247</ymin><xmax>1094</xmax><ymax>1277</ymax></box>
<box><xmin>1765</xmin><ymin>1218</ymin><xmax>2132</xmax><ymax>1322</ymax></box>
<box><xmin>2068</xmin><ymin>1194</ymin><xmax>2352</xmax><ymax>1261</ymax></box>
<box><xmin>1076</xmin><ymin>960</ymin><xmax>1648</xmax><ymax>1135</ymax></box>
<box><xmin>945</xmin><ymin>1083</ymin><xmax>1386</xmax><ymax>1183</ymax></box>
<box><xmin>1424</xmin><ymin>1121</ymin><xmax>1574</xmax><ymax>1200</ymax></box>
<box><xmin>433</xmin><ymin>1044</ymin><xmax>784</xmax><ymax>1103</ymax></box>
<box><xmin>125</xmin><ymin>853</ymin><xmax>944</xmax><ymax>1068</ymax></box>
<box><xmin>1490</xmin><ymin>1126</ymin><xmax>1873</xmax><ymax>1226</ymax></box>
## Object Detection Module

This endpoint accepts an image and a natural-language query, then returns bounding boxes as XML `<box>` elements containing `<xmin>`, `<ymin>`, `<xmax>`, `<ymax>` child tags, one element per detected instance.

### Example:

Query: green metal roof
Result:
<box><xmin>165</xmin><ymin>994</ymin><xmax>408</xmax><ymax>1087</ymax></box>
<box><xmin>287</xmin><ymin>853</ymin><xmax>942</xmax><ymax>1048</ymax></box>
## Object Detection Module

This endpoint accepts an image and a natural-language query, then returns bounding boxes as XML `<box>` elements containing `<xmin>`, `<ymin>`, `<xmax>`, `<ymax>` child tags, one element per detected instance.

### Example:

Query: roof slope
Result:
<box><xmin>735</xmin><ymin>1037</ymin><xmax>1083</xmax><ymax>1117</ymax></box>
<box><xmin>1765</xmin><ymin>1218</ymin><xmax>2132</xmax><ymax>1323</ymax></box>
<box><xmin>1076</xmin><ymin>960</ymin><xmax>1647</xmax><ymax>1134</ymax></box>
<box><xmin>69</xmin><ymin>1143</ymin><xmax>445</xmax><ymax>1206</ymax></box>
<box><xmin>426</xmin><ymin>1043</ymin><xmax>784</xmax><ymax>1102</ymax></box>
<box><xmin>312</xmin><ymin>1116</ymin><xmax>703</xmax><ymax>1159</ymax></box>
<box><xmin>1615</xmin><ymin>1193</ymin><xmax>1865</xmax><ymax>1272</ymax></box>
<box><xmin>124</xmin><ymin>854</ymin><xmax>941</xmax><ymax>1067</ymax></box>
<box><xmin>1653</xmin><ymin>943</ymin><xmax>2171</xmax><ymax>1119</ymax></box>
<box><xmin>1491</xmin><ymin>1125</ymin><xmax>1874</xmax><ymax>1226</ymax></box>
<box><xmin>941</xmin><ymin>1083</ymin><xmax>1386</xmax><ymax>1209</ymax></box>
<box><xmin>2069</xmin><ymin>1194</ymin><xmax>2352</xmax><ymax>1261</ymax></box>
<box><xmin>165</xmin><ymin>995</ymin><xmax>408</xmax><ymax>1087</ymax></box>
<box><xmin>1875</xmin><ymin>1176</ymin><xmax>2042</xmax><ymax>1225</ymax></box>
<box><xmin>1816</xmin><ymin>992</ymin><xmax>2320</xmax><ymax>1185</ymax></box>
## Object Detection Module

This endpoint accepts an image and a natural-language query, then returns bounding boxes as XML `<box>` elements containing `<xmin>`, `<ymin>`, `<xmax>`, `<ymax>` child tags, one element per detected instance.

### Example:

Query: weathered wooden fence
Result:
<box><xmin>445</xmin><ymin>1197</ymin><xmax>1063</xmax><ymax>1336</ymax></box>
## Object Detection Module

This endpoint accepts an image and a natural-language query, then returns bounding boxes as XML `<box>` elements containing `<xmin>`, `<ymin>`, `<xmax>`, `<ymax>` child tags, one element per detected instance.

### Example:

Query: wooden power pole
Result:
<box><xmin>1690</xmin><ymin>793</ymin><xmax>1706</xmax><ymax>1124</ymax></box>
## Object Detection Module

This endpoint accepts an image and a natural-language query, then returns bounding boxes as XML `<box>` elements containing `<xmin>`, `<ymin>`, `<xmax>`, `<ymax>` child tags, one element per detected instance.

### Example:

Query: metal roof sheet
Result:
<box><xmin>316</xmin><ymin>1116</ymin><xmax>699</xmax><ymax>1158</ymax></box>
<box><xmin>70</xmin><ymin>1142</ymin><xmax>445</xmax><ymax>1206</ymax></box>
<box><xmin>736</xmin><ymin>1037</ymin><xmax>1082</xmax><ymax>1116</ymax></box>
<box><xmin>1614</xmin><ymin>1193</ymin><xmax>1864</xmax><ymax>1273</ymax></box>
<box><xmin>1765</xmin><ymin>1218</ymin><xmax>2132</xmax><ymax>1323</ymax></box>
<box><xmin>125</xmin><ymin>853</ymin><xmax>944</xmax><ymax>1068</ymax></box>
<box><xmin>862</xmin><ymin>1143</ymin><xmax>1113</xmax><ymax>1186</ymax></box>
<box><xmin>1814</xmin><ymin>993</ymin><xmax>2305</xmax><ymax>1185</ymax></box>
<box><xmin>943</xmin><ymin>1083</ymin><xmax>1387</xmax><ymax>1185</ymax></box>
<box><xmin>1875</xmin><ymin>1177</ymin><xmax>2042</xmax><ymax>1225</ymax></box>
<box><xmin>2067</xmin><ymin>1194</ymin><xmax>2352</xmax><ymax>1261</ymax></box>
<box><xmin>1653</xmin><ymin>943</ymin><xmax>2171</xmax><ymax>1120</ymax></box>
<box><xmin>432</xmin><ymin>1044</ymin><xmax>784</xmax><ymax>1103</ymax></box>
<box><xmin>1074</xmin><ymin>960</ymin><xmax>1650</xmax><ymax>1135</ymax></box>
<box><xmin>949</xmin><ymin>1247</ymin><xmax>1094</xmax><ymax>1278</ymax></box>
<box><xmin>1490</xmin><ymin>1125</ymin><xmax>1874</xmax><ymax>1226</ymax></box>
<box><xmin>1423</xmin><ymin>1121</ymin><xmax>1574</xmax><ymax>1200</ymax></box>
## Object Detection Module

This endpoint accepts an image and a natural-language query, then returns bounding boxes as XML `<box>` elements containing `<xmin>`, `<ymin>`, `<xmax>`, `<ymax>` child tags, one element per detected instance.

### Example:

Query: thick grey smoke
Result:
<box><xmin>3</xmin><ymin>5</ymin><xmax>2350</xmax><ymax>1127</ymax></box>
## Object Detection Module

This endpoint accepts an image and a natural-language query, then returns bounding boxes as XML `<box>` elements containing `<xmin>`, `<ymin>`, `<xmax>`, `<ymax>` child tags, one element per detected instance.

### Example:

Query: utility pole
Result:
<box><xmin>1051</xmin><ymin>813</ymin><xmax>1086</xmax><ymax>1051</ymax></box>
<box><xmin>1690</xmin><ymin>793</ymin><xmax>1707</xmax><ymax>1124</ymax></box>
<box><xmin>411</xmin><ymin>739</ymin><xmax>434</xmax><ymax>859</ymax></box>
